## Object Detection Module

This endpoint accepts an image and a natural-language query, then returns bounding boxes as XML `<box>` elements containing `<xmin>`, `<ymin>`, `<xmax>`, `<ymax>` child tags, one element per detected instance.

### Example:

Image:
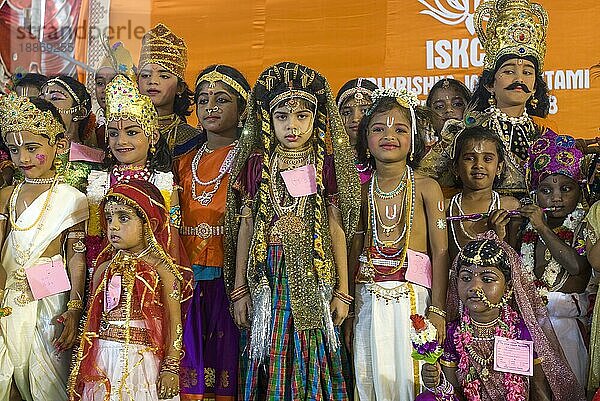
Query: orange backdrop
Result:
<box><xmin>118</xmin><ymin>0</ymin><xmax>600</xmax><ymax>137</ymax></box>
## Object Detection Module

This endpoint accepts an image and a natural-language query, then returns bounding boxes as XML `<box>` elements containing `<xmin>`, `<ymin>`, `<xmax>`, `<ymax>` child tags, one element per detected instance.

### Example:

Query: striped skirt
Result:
<box><xmin>239</xmin><ymin>245</ymin><xmax>348</xmax><ymax>401</ymax></box>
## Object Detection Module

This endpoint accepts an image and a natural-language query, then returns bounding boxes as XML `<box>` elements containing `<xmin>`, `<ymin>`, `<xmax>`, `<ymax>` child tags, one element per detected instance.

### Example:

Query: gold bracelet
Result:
<box><xmin>67</xmin><ymin>230</ymin><xmax>85</xmax><ymax>239</ymax></box>
<box><xmin>428</xmin><ymin>305</ymin><xmax>447</xmax><ymax>319</ymax></box>
<box><xmin>231</xmin><ymin>285</ymin><xmax>250</xmax><ymax>302</ymax></box>
<box><xmin>173</xmin><ymin>324</ymin><xmax>183</xmax><ymax>352</ymax></box>
<box><xmin>72</xmin><ymin>240</ymin><xmax>86</xmax><ymax>253</ymax></box>
<box><xmin>333</xmin><ymin>290</ymin><xmax>354</xmax><ymax>306</ymax></box>
<box><xmin>67</xmin><ymin>300</ymin><xmax>83</xmax><ymax>311</ymax></box>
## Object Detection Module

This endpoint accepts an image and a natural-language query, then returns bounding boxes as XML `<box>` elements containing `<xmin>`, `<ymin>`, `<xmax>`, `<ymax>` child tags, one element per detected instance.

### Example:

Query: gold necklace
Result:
<box><xmin>9</xmin><ymin>175</ymin><xmax>58</xmax><ymax>231</ymax></box>
<box><xmin>274</xmin><ymin>143</ymin><xmax>312</xmax><ymax>170</ymax></box>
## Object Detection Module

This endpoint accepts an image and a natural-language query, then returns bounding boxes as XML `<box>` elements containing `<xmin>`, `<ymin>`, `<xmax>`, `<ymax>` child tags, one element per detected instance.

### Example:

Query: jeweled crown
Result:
<box><xmin>105</xmin><ymin>75</ymin><xmax>158</xmax><ymax>136</ymax></box>
<box><xmin>475</xmin><ymin>0</ymin><xmax>548</xmax><ymax>71</ymax></box>
<box><xmin>0</xmin><ymin>92</ymin><xmax>65</xmax><ymax>144</ymax></box>
<box><xmin>138</xmin><ymin>23</ymin><xmax>188</xmax><ymax>79</ymax></box>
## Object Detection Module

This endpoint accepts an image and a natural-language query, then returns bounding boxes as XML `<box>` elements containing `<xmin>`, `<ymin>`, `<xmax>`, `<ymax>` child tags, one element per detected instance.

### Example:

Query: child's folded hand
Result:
<box><xmin>53</xmin><ymin>309</ymin><xmax>81</xmax><ymax>351</ymax></box>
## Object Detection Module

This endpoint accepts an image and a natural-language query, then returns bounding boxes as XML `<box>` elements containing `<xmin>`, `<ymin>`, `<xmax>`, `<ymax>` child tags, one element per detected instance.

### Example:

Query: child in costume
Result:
<box><xmin>350</xmin><ymin>88</ymin><xmax>449</xmax><ymax>401</ymax></box>
<box><xmin>447</xmin><ymin>127</ymin><xmax>520</xmax><ymax>261</ymax></box>
<box><xmin>138</xmin><ymin>23</ymin><xmax>199</xmax><ymax>158</ymax></box>
<box><xmin>40</xmin><ymin>76</ymin><xmax>100</xmax><ymax>192</ymax></box>
<box><xmin>176</xmin><ymin>64</ymin><xmax>250</xmax><ymax>400</ymax></box>
<box><xmin>69</xmin><ymin>180</ymin><xmax>193</xmax><ymax>401</ymax></box>
<box><xmin>518</xmin><ymin>129</ymin><xmax>591</xmax><ymax>387</ymax></box>
<box><xmin>0</xmin><ymin>94</ymin><xmax>89</xmax><ymax>401</ymax></box>
<box><xmin>93</xmin><ymin>41</ymin><xmax>136</xmax><ymax>149</ymax></box>
<box><xmin>336</xmin><ymin>78</ymin><xmax>378</xmax><ymax>184</ymax></box>
<box><xmin>416</xmin><ymin>233</ymin><xmax>585</xmax><ymax>401</ymax></box>
<box><xmin>86</xmin><ymin>74</ymin><xmax>180</xmax><ymax>273</ymax></box>
<box><xmin>225</xmin><ymin>62</ymin><xmax>361</xmax><ymax>400</ymax></box>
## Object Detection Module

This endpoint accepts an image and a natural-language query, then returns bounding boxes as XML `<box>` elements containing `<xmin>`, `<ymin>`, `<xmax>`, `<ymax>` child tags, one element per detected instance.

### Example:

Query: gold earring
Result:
<box><xmin>529</xmin><ymin>97</ymin><xmax>538</xmax><ymax>109</ymax></box>
<box><xmin>488</xmin><ymin>93</ymin><xmax>496</xmax><ymax>107</ymax></box>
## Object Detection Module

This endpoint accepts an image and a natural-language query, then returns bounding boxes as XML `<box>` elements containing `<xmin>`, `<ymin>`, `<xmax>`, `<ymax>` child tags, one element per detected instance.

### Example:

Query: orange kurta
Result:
<box><xmin>176</xmin><ymin>144</ymin><xmax>234</xmax><ymax>268</ymax></box>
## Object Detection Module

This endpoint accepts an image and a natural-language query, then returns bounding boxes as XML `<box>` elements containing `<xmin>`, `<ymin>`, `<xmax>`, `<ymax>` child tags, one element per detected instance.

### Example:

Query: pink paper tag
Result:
<box><xmin>69</xmin><ymin>142</ymin><xmax>105</xmax><ymax>163</ymax></box>
<box><xmin>405</xmin><ymin>249</ymin><xmax>432</xmax><ymax>289</ymax></box>
<box><xmin>105</xmin><ymin>275</ymin><xmax>122</xmax><ymax>312</ymax></box>
<box><xmin>493</xmin><ymin>336</ymin><xmax>534</xmax><ymax>376</ymax></box>
<box><xmin>25</xmin><ymin>257</ymin><xmax>71</xmax><ymax>300</ymax></box>
<box><xmin>280</xmin><ymin>164</ymin><xmax>317</xmax><ymax>197</ymax></box>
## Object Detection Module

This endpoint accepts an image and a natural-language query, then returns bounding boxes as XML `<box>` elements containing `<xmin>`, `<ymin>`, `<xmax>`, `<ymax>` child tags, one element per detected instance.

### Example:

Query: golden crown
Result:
<box><xmin>139</xmin><ymin>23</ymin><xmax>188</xmax><ymax>79</ymax></box>
<box><xmin>98</xmin><ymin>41</ymin><xmax>136</xmax><ymax>82</ymax></box>
<box><xmin>105</xmin><ymin>74</ymin><xmax>158</xmax><ymax>136</ymax></box>
<box><xmin>475</xmin><ymin>0</ymin><xmax>548</xmax><ymax>71</ymax></box>
<box><xmin>0</xmin><ymin>92</ymin><xmax>65</xmax><ymax>145</ymax></box>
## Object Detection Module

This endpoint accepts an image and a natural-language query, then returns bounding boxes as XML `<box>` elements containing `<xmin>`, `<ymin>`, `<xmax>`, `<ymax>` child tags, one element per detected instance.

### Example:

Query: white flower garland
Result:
<box><xmin>520</xmin><ymin>207</ymin><xmax>586</xmax><ymax>295</ymax></box>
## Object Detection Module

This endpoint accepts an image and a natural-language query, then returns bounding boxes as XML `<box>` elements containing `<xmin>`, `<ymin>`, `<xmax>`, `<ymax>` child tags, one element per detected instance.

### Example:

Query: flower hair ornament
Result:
<box><xmin>369</xmin><ymin>87</ymin><xmax>420</xmax><ymax>159</ymax></box>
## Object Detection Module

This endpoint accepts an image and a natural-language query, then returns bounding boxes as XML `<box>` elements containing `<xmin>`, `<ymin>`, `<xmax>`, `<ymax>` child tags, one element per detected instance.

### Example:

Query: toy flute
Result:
<box><xmin>446</xmin><ymin>206</ymin><xmax>559</xmax><ymax>222</ymax></box>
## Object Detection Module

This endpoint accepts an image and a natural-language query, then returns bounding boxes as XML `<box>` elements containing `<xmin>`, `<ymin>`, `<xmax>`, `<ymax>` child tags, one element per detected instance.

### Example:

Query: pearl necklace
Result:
<box><xmin>24</xmin><ymin>176</ymin><xmax>56</xmax><ymax>185</ymax></box>
<box><xmin>191</xmin><ymin>142</ymin><xmax>238</xmax><ymax>206</ymax></box>
<box><xmin>9</xmin><ymin>175</ymin><xmax>59</xmax><ymax>232</ymax></box>
<box><xmin>111</xmin><ymin>163</ymin><xmax>152</xmax><ymax>183</ymax></box>
<box><xmin>449</xmin><ymin>191</ymin><xmax>500</xmax><ymax>249</ymax></box>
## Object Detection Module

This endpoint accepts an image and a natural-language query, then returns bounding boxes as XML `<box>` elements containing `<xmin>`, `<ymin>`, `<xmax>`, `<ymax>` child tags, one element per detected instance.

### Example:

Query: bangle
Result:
<box><xmin>67</xmin><ymin>230</ymin><xmax>85</xmax><ymax>239</ymax></box>
<box><xmin>160</xmin><ymin>355</ymin><xmax>180</xmax><ymax>375</ymax></box>
<box><xmin>428</xmin><ymin>305</ymin><xmax>447</xmax><ymax>319</ymax></box>
<box><xmin>424</xmin><ymin>371</ymin><xmax>455</xmax><ymax>400</ymax></box>
<box><xmin>173</xmin><ymin>324</ymin><xmax>183</xmax><ymax>352</ymax></box>
<box><xmin>67</xmin><ymin>300</ymin><xmax>84</xmax><ymax>311</ymax></box>
<box><xmin>333</xmin><ymin>290</ymin><xmax>354</xmax><ymax>306</ymax></box>
<box><xmin>231</xmin><ymin>285</ymin><xmax>250</xmax><ymax>302</ymax></box>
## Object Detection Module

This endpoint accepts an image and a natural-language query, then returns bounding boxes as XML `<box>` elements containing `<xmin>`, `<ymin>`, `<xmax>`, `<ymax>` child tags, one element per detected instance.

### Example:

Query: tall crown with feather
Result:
<box><xmin>97</xmin><ymin>41</ymin><xmax>136</xmax><ymax>82</ymax></box>
<box><xmin>138</xmin><ymin>23</ymin><xmax>188</xmax><ymax>79</ymax></box>
<box><xmin>0</xmin><ymin>92</ymin><xmax>65</xmax><ymax>144</ymax></box>
<box><xmin>475</xmin><ymin>0</ymin><xmax>548</xmax><ymax>72</ymax></box>
<box><xmin>105</xmin><ymin>74</ymin><xmax>158</xmax><ymax>136</ymax></box>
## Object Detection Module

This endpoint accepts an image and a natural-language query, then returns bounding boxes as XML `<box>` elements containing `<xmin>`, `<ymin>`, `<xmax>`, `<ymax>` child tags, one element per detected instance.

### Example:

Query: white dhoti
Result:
<box><xmin>546</xmin><ymin>291</ymin><xmax>589</xmax><ymax>388</ymax></box>
<box><xmin>0</xmin><ymin>184</ymin><xmax>88</xmax><ymax>401</ymax></box>
<box><xmin>354</xmin><ymin>281</ymin><xmax>430</xmax><ymax>401</ymax></box>
<box><xmin>81</xmin><ymin>321</ymin><xmax>179</xmax><ymax>401</ymax></box>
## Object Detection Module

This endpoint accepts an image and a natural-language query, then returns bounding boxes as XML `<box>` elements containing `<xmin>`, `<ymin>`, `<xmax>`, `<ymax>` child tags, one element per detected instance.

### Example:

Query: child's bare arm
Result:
<box><xmin>0</xmin><ymin>186</ymin><xmax>11</xmax><ymax>293</ymax></box>
<box><xmin>55</xmin><ymin>221</ymin><xmax>87</xmax><ymax>351</ymax></box>
<box><xmin>422</xmin><ymin>177</ymin><xmax>449</xmax><ymax>340</ymax></box>
<box><xmin>328</xmin><ymin>204</ymin><xmax>350</xmax><ymax>325</ymax></box>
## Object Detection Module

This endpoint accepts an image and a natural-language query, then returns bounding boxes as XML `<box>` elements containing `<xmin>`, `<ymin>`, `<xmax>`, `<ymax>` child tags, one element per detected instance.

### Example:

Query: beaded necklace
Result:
<box><xmin>111</xmin><ymin>162</ymin><xmax>152</xmax><ymax>183</ymax></box>
<box><xmin>9</xmin><ymin>174</ymin><xmax>59</xmax><ymax>232</ymax></box>
<box><xmin>191</xmin><ymin>141</ymin><xmax>238</xmax><ymax>206</ymax></box>
<box><xmin>449</xmin><ymin>191</ymin><xmax>500</xmax><ymax>249</ymax></box>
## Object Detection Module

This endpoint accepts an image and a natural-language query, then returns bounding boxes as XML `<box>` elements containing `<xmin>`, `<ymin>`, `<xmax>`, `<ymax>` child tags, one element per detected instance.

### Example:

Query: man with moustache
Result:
<box><xmin>468</xmin><ymin>0</ymin><xmax>552</xmax><ymax>198</ymax></box>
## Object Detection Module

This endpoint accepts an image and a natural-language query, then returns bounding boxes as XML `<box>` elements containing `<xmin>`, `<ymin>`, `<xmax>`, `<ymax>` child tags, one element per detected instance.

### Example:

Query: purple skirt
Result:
<box><xmin>181</xmin><ymin>276</ymin><xmax>240</xmax><ymax>400</ymax></box>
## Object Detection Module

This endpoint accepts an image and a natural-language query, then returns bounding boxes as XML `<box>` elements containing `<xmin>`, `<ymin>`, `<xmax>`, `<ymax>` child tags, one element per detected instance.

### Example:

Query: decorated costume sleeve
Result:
<box><xmin>233</xmin><ymin>152</ymin><xmax>263</xmax><ymax>200</ymax></box>
<box><xmin>323</xmin><ymin>154</ymin><xmax>340</xmax><ymax>207</ymax></box>
<box><xmin>440</xmin><ymin>320</ymin><xmax>459</xmax><ymax>368</ymax></box>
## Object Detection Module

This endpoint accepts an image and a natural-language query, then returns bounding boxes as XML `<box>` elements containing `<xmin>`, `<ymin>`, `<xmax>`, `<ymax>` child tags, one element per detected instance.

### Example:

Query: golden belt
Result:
<box><xmin>99</xmin><ymin>321</ymin><xmax>151</xmax><ymax>346</ymax></box>
<box><xmin>179</xmin><ymin>223</ymin><xmax>224</xmax><ymax>239</ymax></box>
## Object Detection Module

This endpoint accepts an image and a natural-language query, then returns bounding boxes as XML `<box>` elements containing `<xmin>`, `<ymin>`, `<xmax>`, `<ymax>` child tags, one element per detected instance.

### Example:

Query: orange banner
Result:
<box><xmin>147</xmin><ymin>0</ymin><xmax>600</xmax><ymax>137</ymax></box>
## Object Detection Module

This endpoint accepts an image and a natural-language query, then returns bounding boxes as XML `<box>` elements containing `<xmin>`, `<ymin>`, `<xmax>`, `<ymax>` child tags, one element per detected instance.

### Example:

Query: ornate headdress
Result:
<box><xmin>43</xmin><ymin>77</ymin><xmax>91</xmax><ymax>118</ymax></box>
<box><xmin>336</xmin><ymin>78</ymin><xmax>376</xmax><ymax>109</ymax></box>
<box><xmin>459</xmin><ymin>238</ymin><xmax>507</xmax><ymax>268</ymax></box>
<box><xmin>138</xmin><ymin>23</ymin><xmax>188</xmax><ymax>79</ymax></box>
<box><xmin>105</xmin><ymin>74</ymin><xmax>158</xmax><ymax>137</ymax></box>
<box><xmin>97</xmin><ymin>41</ymin><xmax>136</xmax><ymax>82</ymax></box>
<box><xmin>195</xmin><ymin>65</ymin><xmax>249</xmax><ymax>101</ymax></box>
<box><xmin>0</xmin><ymin>92</ymin><xmax>65</xmax><ymax>144</ymax></box>
<box><xmin>370</xmin><ymin>87</ymin><xmax>420</xmax><ymax>158</ymax></box>
<box><xmin>525</xmin><ymin>129</ymin><xmax>584</xmax><ymax>190</ymax></box>
<box><xmin>475</xmin><ymin>0</ymin><xmax>549</xmax><ymax>72</ymax></box>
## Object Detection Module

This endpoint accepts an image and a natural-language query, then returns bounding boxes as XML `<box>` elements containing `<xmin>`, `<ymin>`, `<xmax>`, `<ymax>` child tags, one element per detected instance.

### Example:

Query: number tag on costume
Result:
<box><xmin>280</xmin><ymin>164</ymin><xmax>317</xmax><ymax>197</ymax></box>
<box><xmin>405</xmin><ymin>249</ymin><xmax>432</xmax><ymax>289</ymax></box>
<box><xmin>105</xmin><ymin>275</ymin><xmax>122</xmax><ymax>312</ymax></box>
<box><xmin>493</xmin><ymin>336</ymin><xmax>534</xmax><ymax>376</ymax></box>
<box><xmin>69</xmin><ymin>142</ymin><xmax>105</xmax><ymax>163</ymax></box>
<box><xmin>25</xmin><ymin>256</ymin><xmax>71</xmax><ymax>300</ymax></box>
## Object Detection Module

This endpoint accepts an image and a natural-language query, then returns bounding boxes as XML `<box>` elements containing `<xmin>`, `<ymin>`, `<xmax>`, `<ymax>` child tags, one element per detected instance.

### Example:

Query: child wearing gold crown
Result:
<box><xmin>225</xmin><ymin>62</ymin><xmax>361</xmax><ymax>400</ymax></box>
<box><xmin>137</xmin><ymin>23</ymin><xmax>200</xmax><ymax>158</ymax></box>
<box><xmin>518</xmin><ymin>129</ymin><xmax>590</xmax><ymax>389</ymax></box>
<box><xmin>350</xmin><ymin>88</ymin><xmax>449</xmax><ymax>400</ymax></box>
<box><xmin>0</xmin><ymin>94</ymin><xmax>89</xmax><ymax>401</ymax></box>
<box><xmin>85</xmin><ymin>74</ymin><xmax>182</xmax><ymax>274</ymax></box>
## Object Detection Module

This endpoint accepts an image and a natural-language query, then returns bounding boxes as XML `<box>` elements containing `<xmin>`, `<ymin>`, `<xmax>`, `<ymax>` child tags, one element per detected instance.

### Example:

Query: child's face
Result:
<box><xmin>429</xmin><ymin>86</ymin><xmax>467</xmax><ymax>134</ymax></box>
<box><xmin>536</xmin><ymin>174</ymin><xmax>581</xmax><ymax>219</ymax></box>
<box><xmin>456</xmin><ymin>138</ymin><xmax>502</xmax><ymax>191</ymax></box>
<box><xmin>104</xmin><ymin>202</ymin><xmax>146</xmax><ymax>253</ymax></box>
<box><xmin>40</xmin><ymin>82</ymin><xmax>77</xmax><ymax>130</ymax></box>
<box><xmin>489</xmin><ymin>58</ymin><xmax>536</xmax><ymax>111</ymax></box>
<box><xmin>367</xmin><ymin>107</ymin><xmax>411</xmax><ymax>164</ymax></box>
<box><xmin>138</xmin><ymin>64</ymin><xmax>179</xmax><ymax>109</ymax></box>
<box><xmin>5</xmin><ymin>130</ymin><xmax>57</xmax><ymax>179</ymax></box>
<box><xmin>95</xmin><ymin>67</ymin><xmax>116</xmax><ymax>110</ymax></box>
<box><xmin>340</xmin><ymin>97</ymin><xmax>371</xmax><ymax>146</ymax></box>
<box><xmin>457</xmin><ymin>263</ymin><xmax>506</xmax><ymax>315</ymax></box>
<box><xmin>272</xmin><ymin>99</ymin><xmax>314</xmax><ymax>149</ymax></box>
<box><xmin>196</xmin><ymin>81</ymin><xmax>240</xmax><ymax>137</ymax></box>
<box><xmin>107</xmin><ymin>118</ymin><xmax>152</xmax><ymax>166</ymax></box>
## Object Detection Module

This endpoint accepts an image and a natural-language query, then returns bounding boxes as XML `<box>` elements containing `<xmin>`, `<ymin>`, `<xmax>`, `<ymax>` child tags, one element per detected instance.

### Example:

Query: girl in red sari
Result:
<box><xmin>69</xmin><ymin>180</ymin><xmax>193</xmax><ymax>401</ymax></box>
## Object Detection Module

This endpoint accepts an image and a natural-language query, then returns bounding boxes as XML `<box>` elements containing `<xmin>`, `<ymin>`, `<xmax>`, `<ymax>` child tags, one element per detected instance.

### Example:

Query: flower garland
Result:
<box><xmin>455</xmin><ymin>304</ymin><xmax>527</xmax><ymax>401</ymax></box>
<box><xmin>520</xmin><ymin>207</ymin><xmax>586</xmax><ymax>297</ymax></box>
